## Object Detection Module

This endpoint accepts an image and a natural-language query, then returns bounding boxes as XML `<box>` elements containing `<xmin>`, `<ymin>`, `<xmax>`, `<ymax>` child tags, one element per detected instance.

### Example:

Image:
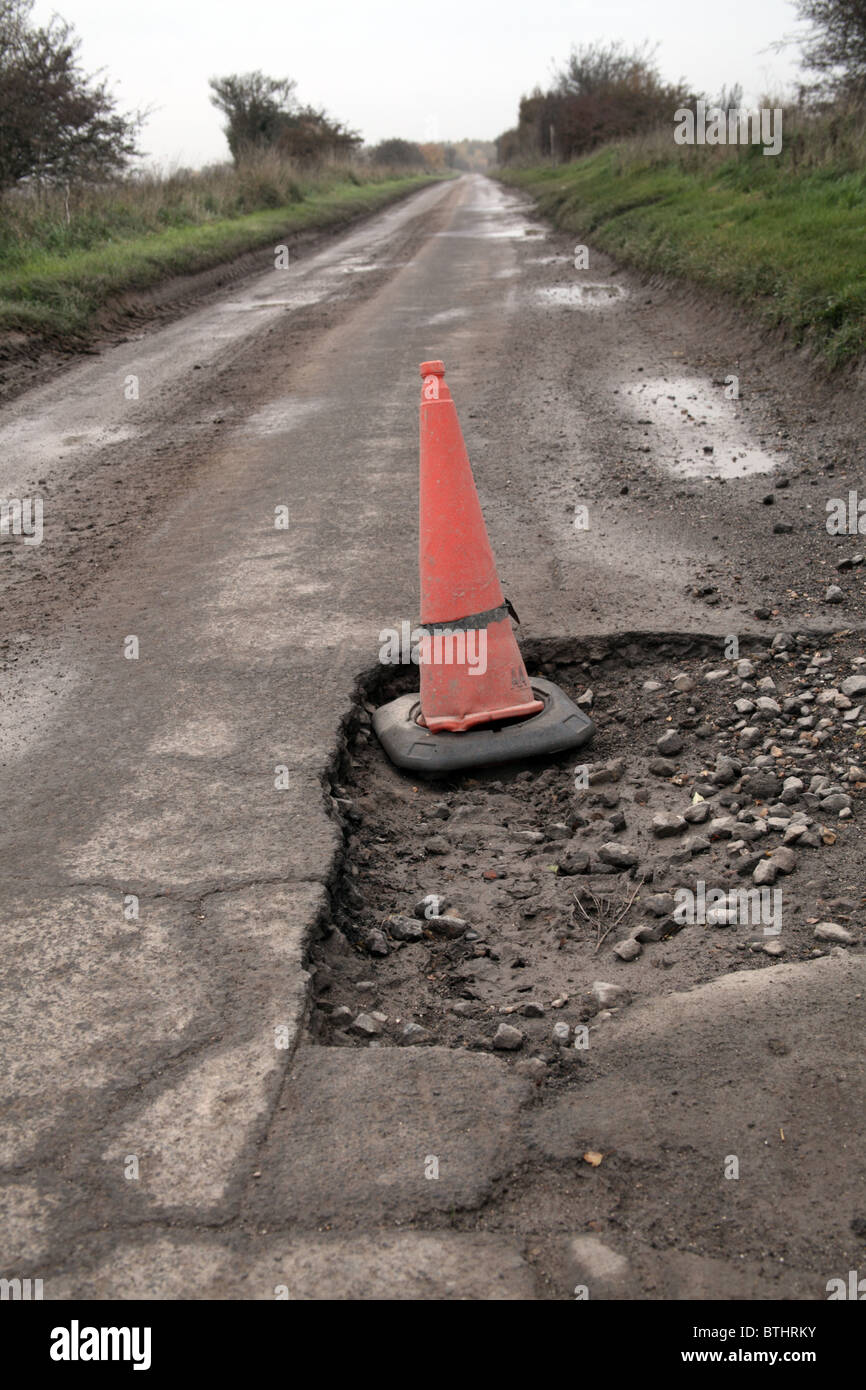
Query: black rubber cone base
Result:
<box><xmin>373</xmin><ymin>677</ymin><xmax>594</xmax><ymax>775</ymax></box>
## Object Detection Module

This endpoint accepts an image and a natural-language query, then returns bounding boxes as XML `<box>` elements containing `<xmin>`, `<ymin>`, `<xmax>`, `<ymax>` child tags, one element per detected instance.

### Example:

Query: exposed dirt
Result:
<box><xmin>312</xmin><ymin>630</ymin><xmax>866</xmax><ymax>1069</ymax></box>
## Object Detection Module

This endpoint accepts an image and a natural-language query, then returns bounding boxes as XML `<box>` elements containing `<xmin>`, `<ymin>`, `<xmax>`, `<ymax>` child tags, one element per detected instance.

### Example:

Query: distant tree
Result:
<box><xmin>794</xmin><ymin>0</ymin><xmax>866</xmax><ymax>99</ymax></box>
<box><xmin>556</xmin><ymin>40</ymin><xmax>655</xmax><ymax>97</ymax></box>
<box><xmin>550</xmin><ymin>41</ymin><xmax>696</xmax><ymax>158</ymax></box>
<box><xmin>496</xmin><ymin>40</ymin><xmax>696</xmax><ymax>164</ymax></box>
<box><xmin>495</xmin><ymin>127</ymin><xmax>523</xmax><ymax>164</ymax></box>
<box><xmin>0</xmin><ymin>0</ymin><xmax>143</xmax><ymax>191</ymax></box>
<box><xmin>276</xmin><ymin>104</ymin><xmax>360</xmax><ymax>162</ymax></box>
<box><xmin>209</xmin><ymin>71</ymin><xmax>360</xmax><ymax>163</ymax></box>
<box><xmin>369</xmin><ymin>137</ymin><xmax>426</xmax><ymax>168</ymax></box>
<box><xmin>208</xmin><ymin>72</ymin><xmax>297</xmax><ymax>159</ymax></box>
<box><xmin>418</xmin><ymin>141</ymin><xmax>445</xmax><ymax>169</ymax></box>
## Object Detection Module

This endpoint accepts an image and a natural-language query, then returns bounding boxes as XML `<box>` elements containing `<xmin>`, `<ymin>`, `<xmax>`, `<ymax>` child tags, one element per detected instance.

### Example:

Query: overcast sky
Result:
<box><xmin>31</xmin><ymin>0</ymin><xmax>805</xmax><ymax>168</ymax></box>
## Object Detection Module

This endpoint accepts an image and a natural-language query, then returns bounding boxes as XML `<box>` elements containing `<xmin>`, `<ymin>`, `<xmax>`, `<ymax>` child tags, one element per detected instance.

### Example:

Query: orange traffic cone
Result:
<box><xmin>417</xmin><ymin>360</ymin><xmax>544</xmax><ymax>732</ymax></box>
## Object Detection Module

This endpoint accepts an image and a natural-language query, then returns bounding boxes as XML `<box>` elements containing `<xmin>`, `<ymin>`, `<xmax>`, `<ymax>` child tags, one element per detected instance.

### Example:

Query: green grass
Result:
<box><xmin>498</xmin><ymin>136</ymin><xmax>866</xmax><ymax>367</ymax></box>
<box><xmin>0</xmin><ymin>172</ymin><xmax>439</xmax><ymax>340</ymax></box>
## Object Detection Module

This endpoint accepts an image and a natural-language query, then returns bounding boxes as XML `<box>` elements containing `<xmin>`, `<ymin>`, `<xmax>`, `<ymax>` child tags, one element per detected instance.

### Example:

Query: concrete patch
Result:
<box><xmin>47</xmin><ymin>1230</ymin><xmax>536</xmax><ymax>1300</ymax></box>
<box><xmin>67</xmin><ymin>760</ymin><xmax>338</xmax><ymax>894</ymax></box>
<box><xmin>245</xmin><ymin>1231</ymin><xmax>536</xmax><ymax>1300</ymax></box>
<box><xmin>102</xmin><ymin>1036</ymin><xmax>284</xmax><ymax>1209</ymax></box>
<box><xmin>46</xmin><ymin>1237</ymin><xmax>235</xmax><ymax>1300</ymax></box>
<box><xmin>526</xmin><ymin>952</ymin><xmax>866</xmax><ymax>1273</ymax></box>
<box><xmin>564</xmin><ymin>1235</ymin><xmax>631</xmax><ymax>1297</ymax></box>
<box><xmin>545</xmin><ymin>1233</ymin><xmax>816</xmax><ymax>1300</ymax></box>
<box><xmin>1</xmin><ymin>880</ymin><xmax>323</xmax><ymax>1257</ymax></box>
<box><xmin>0</xmin><ymin>1183</ymin><xmax>64</xmax><ymax>1266</ymax></box>
<box><xmin>0</xmin><ymin>890</ymin><xmax>203</xmax><ymax>1165</ymax></box>
<box><xmin>97</xmin><ymin>881</ymin><xmax>324</xmax><ymax>1211</ymax></box>
<box><xmin>246</xmin><ymin>1046</ymin><xmax>532</xmax><ymax>1226</ymax></box>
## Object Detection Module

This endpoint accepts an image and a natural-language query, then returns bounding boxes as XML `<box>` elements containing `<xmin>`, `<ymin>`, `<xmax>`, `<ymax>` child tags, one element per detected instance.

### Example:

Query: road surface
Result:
<box><xmin>1</xmin><ymin>174</ymin><xmax>863</xmax><ymax>1299</ymax></box>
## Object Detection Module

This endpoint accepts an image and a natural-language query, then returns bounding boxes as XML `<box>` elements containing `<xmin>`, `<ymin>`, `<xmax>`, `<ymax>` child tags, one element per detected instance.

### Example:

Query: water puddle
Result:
<box><xmin>424</xmin><ymin>307</ymin><xmax>470</xmax><ymax>325</ymax></box>
<box><xmin>43</xmin><ymin>424</ymin><xmax>140</xmax><ymax>462</ymax></box>
<box><xmin>437</xmin><ymin>219</ymin><xmax>548</xmax><ymax>241</ymax></box>
<box><xmin>621</xmin><ymin>377</ymin><xmax>784</xmax><ymax>478</ymax></box>
<box><xmin>57</xmin><ymin>425</ymin><xmax>139</xmax><ymax>449</ymax></box>
<box><xmin>235</xmin><ymin>398</ymin><xmax>326</xmax><ymax>437</ymax></box>
<box><xmin>440</xmin><ymin>178</ymin><xmax>550</xmax><ymax>241</ymax></box>
<box><xmin>220</xmin><ymin>282</ymin><xmax>345</xmax><ymax>312</ymax></box>
<box><xmin>537</xmin><ymin>283</ymin><xmax>626</xmax><ymax>308</ymax></box>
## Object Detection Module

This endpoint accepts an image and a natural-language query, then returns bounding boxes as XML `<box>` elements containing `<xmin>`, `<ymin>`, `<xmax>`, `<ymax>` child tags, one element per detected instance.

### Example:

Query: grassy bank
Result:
<box><xmin>498</xmin><ymin>116</ymin><xmax>866</xmax><ymax>367</ymax></box>
<box><xmin>0</xmin><ymin>159</ymin><xmax>440</xmax><ymax>340</ymax></box>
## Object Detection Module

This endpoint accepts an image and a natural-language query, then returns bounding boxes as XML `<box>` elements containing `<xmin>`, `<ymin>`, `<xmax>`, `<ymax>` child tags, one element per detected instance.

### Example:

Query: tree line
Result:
<box><xmin>7</xmin><ymin>0</ymin><xmax>861</xmax><ymax>189</ymax></box>
<box><xmin>496</xmin><ymin>3</ymin><xmax>866</xmax><ymax>165</ymax></box>
<box><xmin>0</xmin><ymin>0</ymin><xmax>466</xmax><ymax>193</ymax></box>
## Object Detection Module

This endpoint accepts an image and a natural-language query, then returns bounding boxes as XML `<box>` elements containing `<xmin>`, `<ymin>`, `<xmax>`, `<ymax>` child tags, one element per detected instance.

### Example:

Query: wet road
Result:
<box><xmin>1</xmin><ymin>174</ymin><xmax>861</xmax><ymax>1299</ymax></box>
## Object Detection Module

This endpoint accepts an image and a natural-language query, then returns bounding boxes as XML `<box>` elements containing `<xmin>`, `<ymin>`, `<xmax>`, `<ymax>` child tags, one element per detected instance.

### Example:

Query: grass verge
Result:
<box><xmin>498</xmin><ymin>134</ymin><xmax>866</xmax><ymax>368</ymax></box>
<box><xmin>0</xmin><ymin>174</ymin><xmax>440</xmax><ymax>341</ymax></box>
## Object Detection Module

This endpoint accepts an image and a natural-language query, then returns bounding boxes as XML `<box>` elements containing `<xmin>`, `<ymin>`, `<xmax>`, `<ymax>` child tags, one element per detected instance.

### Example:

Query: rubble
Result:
<box><xmin>312</xmin><ymin>636</ymin><xmax>864</xmax><ymax>1063</ymax></box>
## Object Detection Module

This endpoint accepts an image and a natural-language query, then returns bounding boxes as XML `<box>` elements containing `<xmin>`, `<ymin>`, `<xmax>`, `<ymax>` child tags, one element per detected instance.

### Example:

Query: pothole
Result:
<box><xmin>308</xmin><ymin>632</ymin><xmax>866</xmax><ymax>1073</ymax></box>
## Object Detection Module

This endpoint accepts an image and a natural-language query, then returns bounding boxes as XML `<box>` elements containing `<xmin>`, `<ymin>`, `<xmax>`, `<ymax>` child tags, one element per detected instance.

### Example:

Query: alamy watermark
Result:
<box><xmin>674</xmin><ymin>102</ymin><xmax>782</xmax><ymax>157</ymax></box>
<box><xmin>0</xmin><ymin>1276</ymin><xmax>43</xmax><ymax>1299</ymax></box>
<box><xmin>378</xmin><ymin>620</ymin><xmax>488</xmax><ymax>675</ymax></box>
<box><xmin>826</xmin><ymin>1268</ymin><xmax>866</xmax><ymax>1299</ymax></box>
<box><xmin>826</xmin><ymin>491</ymin><xmax>866</xmax><ymax>535</ymax></box>
<box><xmin>673</xmin><ymin>880</ymin><xmax>782</xmax><ymax>936</ymax></box>
<box><xmin>0</xmin><ymin>497</ymin><xmax>43</xmax><ymax>545</ymax></box>
<box><xmin>50</xmin><ymin>1322</ymin><xmax>151</xmax><ymax>1369</ymax></box>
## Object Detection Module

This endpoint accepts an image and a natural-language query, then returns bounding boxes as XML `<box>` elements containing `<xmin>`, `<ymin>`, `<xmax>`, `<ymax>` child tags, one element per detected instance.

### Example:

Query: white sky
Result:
<box><xmin>31</xmin><ymin>0</ymin><xmax>805</xmax><ymax>169</ymax></box>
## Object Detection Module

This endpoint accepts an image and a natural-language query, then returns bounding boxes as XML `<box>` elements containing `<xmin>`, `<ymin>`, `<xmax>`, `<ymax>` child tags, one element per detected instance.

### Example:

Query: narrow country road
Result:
<box><xmin>2</xmin><ymin>174</ymin><xmax>864</xmax><ymax>1299</ymax></box>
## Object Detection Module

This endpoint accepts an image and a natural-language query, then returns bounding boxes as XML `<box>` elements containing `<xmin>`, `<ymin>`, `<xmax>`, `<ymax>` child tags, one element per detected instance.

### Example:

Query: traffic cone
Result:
<box><xmin>417</xmin><ymin>360</ymin><xmax>544</xmax><ymax>733</ymax></box>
